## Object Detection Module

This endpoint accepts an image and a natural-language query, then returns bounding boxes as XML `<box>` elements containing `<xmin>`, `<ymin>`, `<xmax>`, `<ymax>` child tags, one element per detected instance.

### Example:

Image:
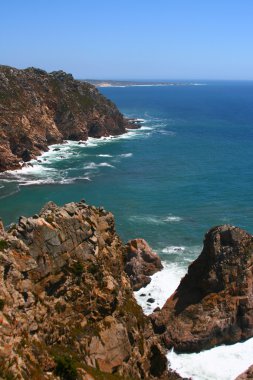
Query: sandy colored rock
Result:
<box><xmin>0</xmin><ymin>201</ymin><xmax>179</xmax><ymax>379</ymax></box>
<box><xmin>124</xmin><ymin>238</ymin><xmax>163</xmax><ymax>290</ymax></box>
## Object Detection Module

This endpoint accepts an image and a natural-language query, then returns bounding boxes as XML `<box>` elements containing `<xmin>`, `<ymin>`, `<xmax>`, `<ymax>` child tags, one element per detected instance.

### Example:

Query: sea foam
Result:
<box><xmin>168</xmin><ymin>338</ymin><xmax>253</xmax><ymax>380</ymax></box>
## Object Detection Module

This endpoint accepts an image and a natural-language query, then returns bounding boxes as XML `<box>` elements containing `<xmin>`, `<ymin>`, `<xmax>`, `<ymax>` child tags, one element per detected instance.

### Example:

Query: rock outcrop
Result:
<box><xmin>151</xmin><ymin>225</ymin><xmax>253</xmax><ymax>353</ymax></box>
<box><xmin>0</xmin><ymin>201</ymin><xmax>180</xmax><ymax>380</ymax></box>
<box><xmin>0</xmin><ymin>65</ymin><xmax>137</xmax><ymax>172</ymax></box>
<box><xmin>124</xmin><ymin>239</ymin><xmax>163</xmax><ymax>290</ymax></box>
<box><xmin>235</xmin><ymin>365</ymin><xmax>253</xmax><ymax>379</ymax></box>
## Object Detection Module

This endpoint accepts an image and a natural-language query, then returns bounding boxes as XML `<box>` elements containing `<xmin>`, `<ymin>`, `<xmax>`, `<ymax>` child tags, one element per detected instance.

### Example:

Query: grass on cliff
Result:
<box><xmin>54</xmin><ymin>354</ymin><xmax>78</xmax><ymax>380</ymax></box>
<box><xmin>0</xmin><ymin>239</ymin><xmax>8</xmax><ymax>251</ymax></box>
<box><xmin>0</xmin><ymin>299</ymin><xmax>5</xmax><ymax>311</ymax></box>
<box><xmin>83</xmin><ymin>366</ymin><xmax>136</xmax><ymax>380</ymax></box>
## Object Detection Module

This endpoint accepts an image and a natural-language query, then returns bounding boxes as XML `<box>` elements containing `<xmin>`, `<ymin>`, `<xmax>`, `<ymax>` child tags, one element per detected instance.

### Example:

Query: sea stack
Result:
<box><xmin>151</xmin><ymin>225</ymin><xmax>253</xmax><ymax>353</ymax></box>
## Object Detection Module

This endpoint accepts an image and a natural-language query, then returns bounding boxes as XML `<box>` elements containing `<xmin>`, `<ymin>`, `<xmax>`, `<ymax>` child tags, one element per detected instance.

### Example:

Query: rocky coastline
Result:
<box><xmin>151</xmin><ymin>225</ymin><xmax>253</xmax><ymax>354</ymax></box>
<box><xmin>0</xmin><ymin>201</ymin><xmax>181</xmax><ymax>380</ymax></box>
<box><xmin>1</xmin><ymin>200</ymin><xmax>253</xmax><ymax>379</ymax></box>
<box><xmin>1</xmin><ymin>65</ymin><xmax>253</xmax><ymax>379</ymax></box>
<box><xmin>0</xmin><ymin>65</ymin><xmax>139</xmax><ymax>172</ymax></box>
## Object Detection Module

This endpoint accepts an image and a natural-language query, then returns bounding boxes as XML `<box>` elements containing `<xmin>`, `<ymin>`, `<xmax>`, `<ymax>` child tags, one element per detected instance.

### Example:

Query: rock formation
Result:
<box><xmin>124</xmin><ymin>238</ymin><xmax>163</xmax><ymax>290</ymax></box>
<box><xmin>0</xmin><ymin>201</ymin><xmax>180</xmax><ymax>380</ymax></box>
<box><xmin>0</xmin><ymin>65</ymin><xmax>137</xmax><ymax>172</ymax></box>
<box><xmin>151</xmin><ymin>225</ymin><xmax>253</xmax><ymax>353</ymax></box>
<box><xmin>235</xmin><ymin>365</ymin><xmax>253</xmax><ymax>380</ymax></box>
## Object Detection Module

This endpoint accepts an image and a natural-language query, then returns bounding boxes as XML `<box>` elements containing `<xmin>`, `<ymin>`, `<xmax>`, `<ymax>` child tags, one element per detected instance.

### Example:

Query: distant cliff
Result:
<box><xmin>0</xmin><ymin>65</ymin><xmax>134</xmax><ymax>172</ymax></box>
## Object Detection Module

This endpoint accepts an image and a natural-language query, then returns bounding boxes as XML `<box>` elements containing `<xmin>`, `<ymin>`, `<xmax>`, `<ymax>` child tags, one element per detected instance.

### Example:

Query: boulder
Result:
<box><xmin>124</xmin><ymin>238</ymin><xmax>163</xmax><ymax>290</ymax></box>
<box><xmin>151</xmin><ymin>225</ymin><xmax>253</xmax><ymax>352</ymax></box>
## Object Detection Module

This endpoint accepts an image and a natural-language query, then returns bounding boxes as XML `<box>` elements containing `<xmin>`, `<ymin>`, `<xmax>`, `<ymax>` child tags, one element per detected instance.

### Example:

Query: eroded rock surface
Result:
<box><xmin>235</xmin><ymin>365</ymin><xmax>253</xmax><ymax>379</ymax></box>
<box><xmin>152</xmin><ymin>225</ymin><xmax>253</xmax><ymax>353</ymax></box>
<box><xmin>124</xmin><ymin>238</ymin><xmax>163</xmax><ymax>290</ymax></box>
<box><xmin>0</xmin><ymin>65</ymin><xmax>137</xmax><ymax>171</ymax></box>
<box><xmin>0</xmin><ymin>201</ymin><xmax>179</xmax><ymax>379</ymax></box>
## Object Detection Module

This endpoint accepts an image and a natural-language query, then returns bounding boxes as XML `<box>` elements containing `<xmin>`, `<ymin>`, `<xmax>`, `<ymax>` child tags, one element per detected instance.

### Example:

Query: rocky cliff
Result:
<box><xmin>0</xmin><ymin>65</ymin><xmax>135</xmax><ymax>172</ymax></box>
<box><xmin>236</xmin><ymin>365</ymin><xmax>253</xmax><ymax>380</ymax></box>
<box><xmin>151</xmin><ymin>225</ymin><xmax>253</xmax><ymax>353</ymax></box>
<box><xmin>0</xmin><ymin>201</ymin><xmax>180</xmax><ymax>380</ymax></box>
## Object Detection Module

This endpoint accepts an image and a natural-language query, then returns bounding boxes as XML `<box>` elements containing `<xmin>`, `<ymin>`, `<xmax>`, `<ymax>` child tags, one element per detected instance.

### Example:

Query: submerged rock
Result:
<box><xmin>124</xmin><ymin>238</ymin><xmax>163</xmax><ymax>291</ymax></box>
<box><xmin>152</xmin><ymin>225</ymin><xmax>253</xmax><ymax>352</ymax></box>
<box><xmin>0</xmin><ymin>201</ymin><xmax>179</xmax><ymax>379</ymax></box>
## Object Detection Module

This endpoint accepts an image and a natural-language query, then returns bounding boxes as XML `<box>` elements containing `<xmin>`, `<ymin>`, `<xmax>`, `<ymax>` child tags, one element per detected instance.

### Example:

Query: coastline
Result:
<box><xmin>0</xmin><ymin>118</ymin><xmax>142</xmax><ymax>174</ymax></box>
<box><xmin>134</xmin><ymin>259</ymin><xmax>253</xmax><ymax>380</ymax></box>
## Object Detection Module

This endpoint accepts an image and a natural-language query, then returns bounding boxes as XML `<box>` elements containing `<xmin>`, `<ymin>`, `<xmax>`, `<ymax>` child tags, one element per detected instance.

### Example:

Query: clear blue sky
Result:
<box><xmin>1</xmin><ymin>0</ymin><xmax>253</xmax><ymax>80</ymax></box>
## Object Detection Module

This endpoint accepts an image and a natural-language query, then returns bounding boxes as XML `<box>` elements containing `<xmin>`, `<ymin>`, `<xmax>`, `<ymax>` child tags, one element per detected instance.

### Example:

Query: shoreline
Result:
<box><xmin>134</xmin><ymin>259</ymin><xmax>253</xmax><ymax>380</ymax></box>
<box><xmin>0</xmin><ymin>118</ymin><xmax>142</xmax><ymax>175</ymax></box>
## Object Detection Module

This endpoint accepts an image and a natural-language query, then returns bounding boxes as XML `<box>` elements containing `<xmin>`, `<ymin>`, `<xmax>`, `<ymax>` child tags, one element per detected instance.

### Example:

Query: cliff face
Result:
<box><xmin>151</xmin><ymin>225</ymin><xmax>253</xmax><ymax>353</ymax></box>
<box><xmin>0</xmin><ymin>65</ymin><xmax>133</xmax><ymax>172</ymax></box>
<box><xmin>0</xmin><ymin>201</ymin><xmax>179</xmax><ymax>380</ymax></box>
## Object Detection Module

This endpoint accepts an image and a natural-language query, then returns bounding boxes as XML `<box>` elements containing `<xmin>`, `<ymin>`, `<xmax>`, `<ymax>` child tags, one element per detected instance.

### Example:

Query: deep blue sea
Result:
<box><xmin>1</xmin><ymin>81</ymin><xmax>253</xmax><ymax>379</ymax></box>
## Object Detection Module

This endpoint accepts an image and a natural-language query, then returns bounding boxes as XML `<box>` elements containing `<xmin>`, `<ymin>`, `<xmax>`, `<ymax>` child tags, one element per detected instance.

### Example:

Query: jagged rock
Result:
<box><xmin>151</xmin><ymin>225</ymin><xmax>253</xmax><ymax>353</ymax></box>
<box><xmin>0</xmin><ymin>201</ymin><xmax>180</xmax><ymax>379</ymax></box>
<box><xmin>0</xmin><ymin>65</ymin><xmax>137</xmax><ymax>172</ymax></box>
<box><xmin>124</xmin><ymin>238</ymin><xmax>163</xmax><ymax>291</ymax></box>
<box><xmin>235</xmin><ymin>365</ymin><xmax>253</xmax><ymax>379</ymax></box>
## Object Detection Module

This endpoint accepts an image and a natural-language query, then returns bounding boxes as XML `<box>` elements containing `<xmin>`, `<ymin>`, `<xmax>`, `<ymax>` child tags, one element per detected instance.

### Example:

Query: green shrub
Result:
<box><xmin>54</xmin><ymin>355</ymin><xmax>77</xmax><ymax>380</ymax></box>
<box><xmin>0</xmin><ymin>240</ymin><xmax>8</xmax><ymax>251</ymax></box>
<box><xmin>0</xmin><ymin>299</ymin><xmax>5</xmax><ymax>311</ymax></box>
<box><xmin>72</xmin><ymin>262</ymin><xmax>84</xmax><ymax>277</ymax></box>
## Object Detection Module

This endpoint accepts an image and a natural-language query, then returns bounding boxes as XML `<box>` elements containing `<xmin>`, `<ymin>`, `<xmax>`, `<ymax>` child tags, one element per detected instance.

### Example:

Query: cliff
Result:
<box><xmin>151</xmin><ymin>225</ymin><xmax>253</xmax><ymax>353</ymax></box>
<box><xmin>0</xmin><ymin>65</ymin><xmax>135</xmax><ymax>172</ymax></box>
<box><xmin>0</xmin><ymin>201</ymin><xmax>180</xmax><ymax>380</ymax></box>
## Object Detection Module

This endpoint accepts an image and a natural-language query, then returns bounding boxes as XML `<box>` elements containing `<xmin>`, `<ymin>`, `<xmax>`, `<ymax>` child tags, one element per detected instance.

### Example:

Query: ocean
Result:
<box><xmin>1</xmin><ymin>81</ymin><xmax>253</xmax><ymax>379</ymax></box>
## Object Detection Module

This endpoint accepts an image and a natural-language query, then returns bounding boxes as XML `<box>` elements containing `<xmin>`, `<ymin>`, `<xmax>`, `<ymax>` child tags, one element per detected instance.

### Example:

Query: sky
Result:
<box><xmin>1</xmin><ymin>0</ymin><xmax>253</xmax><ymax>80</ymax></box>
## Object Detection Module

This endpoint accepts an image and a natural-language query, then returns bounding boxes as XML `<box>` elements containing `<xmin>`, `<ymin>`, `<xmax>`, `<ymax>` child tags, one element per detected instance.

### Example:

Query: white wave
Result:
<box><xmin>162</xmin><ymin>246</ymin><xmax>186</xmax><ymax>254</ymax></box>
<box><xmin>119</xmin><ymin>153</ymin><xmax>133</xmax><ymax>158</ymax></box>
<box><xmin>139</xmin><ymin>126</ymin><xmax>153</xmax><ymax>130</ymax></box>
<box><xmin>134</xmin><ymin>118</ymin><xmax>146</xmax><ymax>123</ymax></box>
<box><xmin>129</xmin><ymin>215</ymin><xmax>164</xmax><ymax>225</ymax></box>
<box><xmin>134</xmin><ymin>261</ymin><xmax>186</xmax><ymax>315</ymax></box>
<box><xmin>75</xmin><ymin>176</ymin><xmax>91</xmax><ymax>182</ymax></box>
<box><xmin>84</xmin><ymin>162</ymin><xmax>115</xmax><ymax>170</ymax></box>
<box><xmin>159</xmin><ymin>130</ymin><xmax>176</xmax><ymax>136</ymax></box>
<box><xmin>19</xmin><ymin>176</ymin><xmax>91</xmax><ymax>186</ymax></box>
<box><xmin>97</xmin><ymin>154</ymin><xmax>113</xmax><ymax>157</ymax></box>
<box><xmin>168</xmin><ymin>338</ymin><xmax>253</xmax><ymax>380</ymax></box>
<box><xmin>99</xmin><ymin>162</ymin><xmax>115</xmax><ymax>167</ymax></box>
<box><xmin>163</xmin><ymin>216</ymin><xmax>182</xmax><ymax>222</ymax></box>
<box><xmin>129</xmin><ymin>214</ymin><xmax>183</xmax><ymax>225</ymax></box>
<box><xmin>6</xmin><ymin>165</ymin><xmax>57</xmax><ymax>179</ymax></box>
<box><xmin>0</xmin><ymin>188</ymin><xmax>20</xmax><ymax>199</ymax></box>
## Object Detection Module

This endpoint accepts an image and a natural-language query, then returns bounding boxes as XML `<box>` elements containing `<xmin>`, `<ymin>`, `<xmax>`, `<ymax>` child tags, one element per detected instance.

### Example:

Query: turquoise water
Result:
<box><xmin>1</xmin><ymin>81</ymin><xmax>253</xmax><ymax>379</ymax></box>
<box><xmin>1</xmin><ymin>81</ymin><xmax>253</xmax><ymax>255</ymax></box>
